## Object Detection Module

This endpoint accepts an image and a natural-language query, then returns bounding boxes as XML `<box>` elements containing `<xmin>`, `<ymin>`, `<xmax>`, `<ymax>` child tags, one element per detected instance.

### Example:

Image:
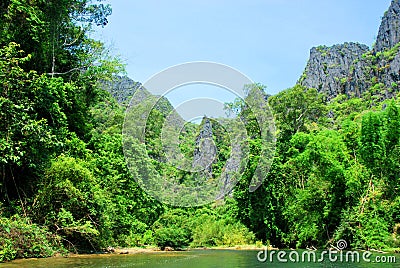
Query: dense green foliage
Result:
<box><xmin>1</xmin><ymin>0</ymin><xmax>400</xmax><ymax>263</ymax></box>
<box><xmin>0</xmin><ymin>216</ymin><xmax>64</xmax><ymax>261</ymax></box>
<box><xmin>239</xmin><ymin>89</ymin><xmax>400</xmax><ymax>250</ymax></box>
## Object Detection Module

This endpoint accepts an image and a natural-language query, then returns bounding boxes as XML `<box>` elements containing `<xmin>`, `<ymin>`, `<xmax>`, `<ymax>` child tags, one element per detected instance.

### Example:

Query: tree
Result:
<box><xmin>382</xmin><ymin>101</ymin><xmax>400</xmax><ymax>199</ymax></box>
<box><xmin>268</xmin><ymin>85</ymin><xmax>326</xmax><ymax>139</ymax></box>
<box><xmin>0</xmin><ymin>0</ymin><xmax>112</xmax><ymax>75</ymax></box>
<box><xmin>0</xmin><ymin>0</ymin><xmax>122</xmax><ymax>211</ymax></box>
<box><xmin>359</xmin><ymin>111</ymin><xmax>385</xmax><ymax>175</ymax></box>
<box><xmin>282</xmin><ymin>130</ymin><xmax>349</xmax><ymax>247</ymax></box>
<box><xmin>0</xmin><ymin>43</ymin><xmax>65</xmax><ymax>208</ymax></box>
<box><xmin>33</xmin><ymin>156</ymin><xmax>104</xmax><ymax>249</ymax></box>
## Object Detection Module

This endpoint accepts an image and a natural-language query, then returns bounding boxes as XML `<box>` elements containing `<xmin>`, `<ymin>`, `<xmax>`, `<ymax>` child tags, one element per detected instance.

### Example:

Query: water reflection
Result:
<box><xmin>1</xmin><ymin>250</ymin><xmax>399</xmax><ymax>268</ymax></box>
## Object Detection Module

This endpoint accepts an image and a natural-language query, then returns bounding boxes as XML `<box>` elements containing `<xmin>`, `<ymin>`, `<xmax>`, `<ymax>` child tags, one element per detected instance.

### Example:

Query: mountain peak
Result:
<box><xmin>374</xmin><ymin>0</ymin><xmax>400</xmax><ymax>52</ymax></box>
<box><xmin>299</xmin><ymin>42</ymin><xmax>369</xmax><ymax>100</ymax></box>
<box><xmin>299</xmin><ymin>1</ymin><xmax>400</xmax><ymax>101</ymax></box>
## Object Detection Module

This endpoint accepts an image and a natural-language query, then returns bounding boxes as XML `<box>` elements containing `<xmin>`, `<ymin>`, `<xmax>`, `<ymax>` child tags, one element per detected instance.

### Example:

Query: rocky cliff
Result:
<box><xmin>374</xmin><ymin>0</ymin><xmax>400</xmax><ymax>53</ymax></box>
<box><xmin>299</xmin><ymin>43</ymin><xmax>369</xmax><ymax>99</ymax></box>
<box><xmin>191</xmin><ymin>117</ymin><xmax>245</xmax><ymax>198</ymax></box>
<box><xmin>299</xmin><ymin>0</ymin><xmax>400</xmax><ymax>101</ymax></box>
<box><xmin>103</xmin><ymin>75</ymin><xmax>175</xmax><ymax>115</ymax></box>
<box><xmin>102</xmin><ymin>76</ymin><xmax>142</xmax><ymax>104</ymax></box>
<box><xmin>192</xmin><ymin>118</ymin><xmax>216</xmax><ymax>178</ymax></box>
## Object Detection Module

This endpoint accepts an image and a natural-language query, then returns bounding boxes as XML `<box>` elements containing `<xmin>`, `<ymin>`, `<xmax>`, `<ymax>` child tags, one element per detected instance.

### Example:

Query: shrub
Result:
<box><xmin>153</xmin><ymin>227</ymin><xmax>190</xmax><ymax>249</ymax></box>
<box><xmin>191</xmin><ymin>214</ymin><xmax>255</xmax><ymax>247</ymax></box>
<box><xmin>33</xmin><ymin>156</ymin><xmax>105</xmax><ymax>250</ymax></box>
<box><xmin>151</xmin><ymin>209</ymin><xmax>191</xmax><ymax>249</ymax></box>
<box><xmin>0</xmin><ymin>216</ymin><xmax>64</xmax><ymax>262</ymax></box>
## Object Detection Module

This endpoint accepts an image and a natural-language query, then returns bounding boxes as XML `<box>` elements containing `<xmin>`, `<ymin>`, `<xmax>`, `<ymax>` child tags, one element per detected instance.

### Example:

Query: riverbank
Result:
<box><xmin>0</xmin><ymin>248</ymin><xmax>286</xmax><ymax>268</ymax></box>
<box><xmin>98</xmin><ymin>244</ymin><xmax>277</xmax><ymax>255</ymax></box>
<box><xmin>101</xmin><ymin>245</ymin><xmax>400</xmax><ymax>256</ymax></box>
<box><xmin>0</xmin><ymin>244</ymin><xmax>278</xmax><ymax>264</ymax></box>
<box><xmin>61</xmin><ymin>244</ymin><xmax>276</xmax><ymax>257</ymax></box>
<box><xmin>4</xmin><ymin>244</ymin><xmax>399</xmax><ymax>267</ymax></box>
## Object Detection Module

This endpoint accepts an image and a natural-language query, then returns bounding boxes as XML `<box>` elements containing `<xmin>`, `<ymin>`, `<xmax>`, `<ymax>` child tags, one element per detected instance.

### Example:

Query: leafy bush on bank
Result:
<box><xmin>0</xmin><ymin>216</ymin><xmax>65</xmax><ymax>262</ymax></box>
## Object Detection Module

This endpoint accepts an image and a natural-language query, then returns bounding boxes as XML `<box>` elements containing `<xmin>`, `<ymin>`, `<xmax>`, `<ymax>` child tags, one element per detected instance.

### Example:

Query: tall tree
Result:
<box><xmin>359</xmin><ymin>111</ymin><xmax>385</xmax><ymax>175</ymax></box>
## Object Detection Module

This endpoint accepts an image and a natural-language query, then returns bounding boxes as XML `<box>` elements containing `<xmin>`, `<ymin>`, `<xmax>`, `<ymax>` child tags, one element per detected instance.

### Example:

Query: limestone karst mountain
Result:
<box><xmin>299</xmin><ymin>0</ymin><xmax>400</xmax><ymax>101</ymax></box>
<box><xmin>108</xmin><ymin>1</ymin><xmax>400</xmax><ymax>106</ymax></box>
<box><xmin>102</xmin><ymin>75</ymin><xmax>175</xmax><ymax>116</ymax></box>
<box><xmin>105</xmin><ymin>0</ymin><xmax>400</xmax><ymax>201</ymax></box>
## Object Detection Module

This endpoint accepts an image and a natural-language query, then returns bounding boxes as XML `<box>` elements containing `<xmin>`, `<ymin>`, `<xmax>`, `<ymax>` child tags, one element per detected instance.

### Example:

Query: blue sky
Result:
<box><xmin>95</xmin><ymin>0</ymin><xmax>391</xmax><ymax>120</ymax></box>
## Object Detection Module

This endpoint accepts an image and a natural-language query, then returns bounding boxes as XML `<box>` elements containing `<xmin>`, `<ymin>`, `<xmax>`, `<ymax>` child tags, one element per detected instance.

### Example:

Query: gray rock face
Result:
<box><xmin>102</xmin><ymin>76</ymin><xmax>142</xmax><ymax>104</ymax></box>
<box><xmin>102</xmin><ymin>75</ymin><xmax>175</xmax><ymax>115</ymax></box>
<box><xmin>299</xmin><ymin>0</ymin><xmax>400</xmax><ymax>101</ymax></box>
<box><xmin>374</xmin><ymin>0</ymin><xmax>400</xmax><ymax>53</ymax></box>
<box><xmin>299</xmin><ymin>43</ymin><xmax>369</xmax><ymax>100</ymax></box>
<box><xmin>192</xmin><ymin>118</ymin><xmax>217</xmax><ymax>178</ymax></box>
<box><xmin>376</xmin><ymin>49</ymin><xmax>400</xmax><ymax>100</ymax></box>
<box><xmin>373</xmin><ymin>0</ymin><xmax>400</xmax><ymax>99</ymax></box>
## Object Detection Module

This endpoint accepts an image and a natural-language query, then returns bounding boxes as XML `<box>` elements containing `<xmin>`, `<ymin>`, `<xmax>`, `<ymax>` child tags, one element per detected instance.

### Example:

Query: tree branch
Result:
<box><xmin>46</xmin><ymin>67</ymin><xmax>84</xmax><ymax>76</ymax></box>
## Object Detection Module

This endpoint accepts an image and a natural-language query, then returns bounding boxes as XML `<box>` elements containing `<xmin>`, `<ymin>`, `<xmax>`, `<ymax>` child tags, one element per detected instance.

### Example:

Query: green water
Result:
<box><xmin>1</xmin><ymin>250</ymin><xmax>399</xmax><ymax>268</ymax></box>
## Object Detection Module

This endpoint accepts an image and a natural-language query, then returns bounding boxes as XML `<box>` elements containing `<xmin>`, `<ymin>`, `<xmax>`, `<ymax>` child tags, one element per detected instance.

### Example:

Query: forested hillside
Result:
<box><xmin>1</xmin><ymin>0</ymin><xmax>400</xmax><ymax>262</ymax></box>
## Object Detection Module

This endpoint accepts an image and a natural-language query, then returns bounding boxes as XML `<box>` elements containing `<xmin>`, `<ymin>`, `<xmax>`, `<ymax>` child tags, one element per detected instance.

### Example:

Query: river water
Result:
<box><xmin>1</xmin><ymin>249</ymin><xmax>399</xmax><ymax>267</ymax></box>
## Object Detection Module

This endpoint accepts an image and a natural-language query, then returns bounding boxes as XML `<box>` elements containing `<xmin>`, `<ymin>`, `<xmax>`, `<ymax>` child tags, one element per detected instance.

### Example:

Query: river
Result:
<box><xmin>0</xmin><ymin>249</ymin><xmax>399</xmax><ymax>267</ymax></box>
